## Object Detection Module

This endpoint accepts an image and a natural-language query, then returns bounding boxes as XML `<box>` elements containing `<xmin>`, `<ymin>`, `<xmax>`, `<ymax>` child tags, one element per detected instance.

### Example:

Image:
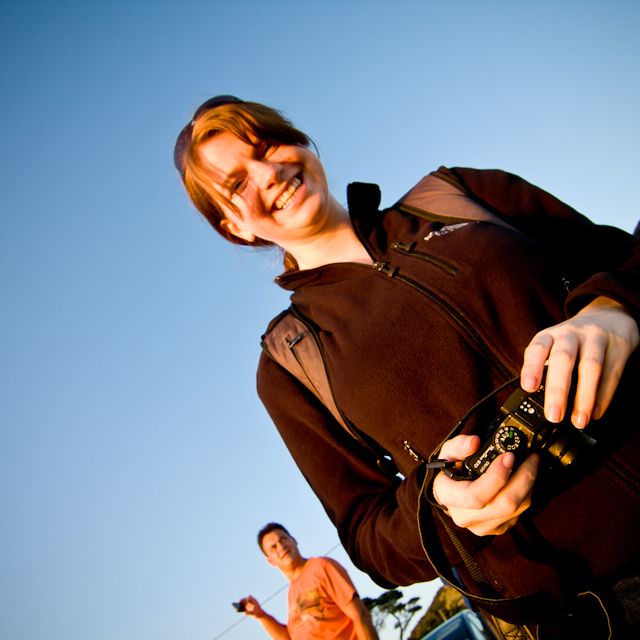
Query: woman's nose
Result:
<box><xmin>251</xmin><ymin>159</ymin><xmax>282</xmax><ymax>190</ymax></box>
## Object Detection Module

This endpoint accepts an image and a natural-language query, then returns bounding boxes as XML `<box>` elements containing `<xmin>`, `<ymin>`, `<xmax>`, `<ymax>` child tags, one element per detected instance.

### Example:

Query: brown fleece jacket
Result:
<box><xmin>256</xmin><ymin>167</ymin><xmax>640</xmax><ymax>619</ymax></box>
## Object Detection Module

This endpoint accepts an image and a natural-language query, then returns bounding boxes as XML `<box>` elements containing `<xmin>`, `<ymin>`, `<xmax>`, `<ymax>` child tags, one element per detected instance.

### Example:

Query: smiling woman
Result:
<box><xmin>175</xmin><ymin>98</ymin><xmax>309</xmax><ymax>267</ymax></box>
<box><xmin>197</xmin><ymin>134</ymin><xmax>334</xmax><ymax>256</ymax></box>
<box><xmin>173</xmin><ymin>96</ymin><xmax>640</xmax><ymax>639</ymax></box>
<box><xmin>178</xmin><ymin>99</ymin><xmax>371</xmax><ymax>271</ymax></box>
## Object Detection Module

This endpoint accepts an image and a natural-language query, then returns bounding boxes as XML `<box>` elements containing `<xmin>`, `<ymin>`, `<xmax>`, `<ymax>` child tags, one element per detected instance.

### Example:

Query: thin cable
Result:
<box><xmin>211</xmin><ymin>541</ymin><xmax>343</xmax><ymax>640</ymax></box>
<box><xmin>211</xmin><ymin>616</ymin><xmax>245</xmax><ymax>640</ymax></box>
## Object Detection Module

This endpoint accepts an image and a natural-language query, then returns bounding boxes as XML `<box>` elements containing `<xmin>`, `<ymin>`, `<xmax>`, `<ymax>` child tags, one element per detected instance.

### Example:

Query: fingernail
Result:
<box><xmin>592</xmin><ymin>406</ymin><xmax>602</xmax><ymax>421</ymax></box>
<box><xmin>572</xmin><ymin>412</ymin><xmax>588</xmax><ymax>429</ymax></box>
<box><xmin>502</xmin><ymin>452</ymin><xmax>515</xmax><ymax>471</ymax></box>
<box><xmin>546</xmin><ymin>405</ymin><xmax>561</xmax><ymax>423</ymax></box>
<box><xmin>467</xmin><ymin>434</ymin><xmax>481</xmax><ymax>450</ymax></box>
<box><xmin>522</xmin><ymin>375</ymin><xmax>537</xmax><ymax>391</ymax></box>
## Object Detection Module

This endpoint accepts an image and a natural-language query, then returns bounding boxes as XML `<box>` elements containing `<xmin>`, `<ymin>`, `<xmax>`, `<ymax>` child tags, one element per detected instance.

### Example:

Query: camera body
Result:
<box><xmin>460</xmin><ymin>379</ymin><xmax>597</xmax><ymax>480</ymax></box>
<box><xmin>232</xmin><ymin>602</ymin><xmax>246</xmax><ymax>613</ymax></box>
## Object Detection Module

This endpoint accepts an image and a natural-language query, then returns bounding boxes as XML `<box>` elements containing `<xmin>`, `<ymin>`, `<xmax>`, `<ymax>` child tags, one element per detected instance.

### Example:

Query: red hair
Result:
<box><xmin>180</xmin><ymin>101</ymin><xmax>311</xmax><ymax>271</ymax></box>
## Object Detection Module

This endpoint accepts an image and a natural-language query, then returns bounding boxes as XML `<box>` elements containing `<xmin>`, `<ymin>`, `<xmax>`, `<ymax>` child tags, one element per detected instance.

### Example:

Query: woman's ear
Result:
<box><xmin>220</xmin><ymin>218</ymin><xmax>256</xmax><ymax>243</ymax></box>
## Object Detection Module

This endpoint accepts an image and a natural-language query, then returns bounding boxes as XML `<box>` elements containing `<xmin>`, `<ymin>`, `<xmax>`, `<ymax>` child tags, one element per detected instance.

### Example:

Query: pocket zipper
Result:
<box><xmin>391</xmin><ymin>242</ymin><xmax>458</xmax><ymax>275</ymax></box>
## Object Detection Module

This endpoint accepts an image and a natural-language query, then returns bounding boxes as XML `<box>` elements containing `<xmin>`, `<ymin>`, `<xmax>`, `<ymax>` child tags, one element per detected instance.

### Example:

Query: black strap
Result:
<box><xmin>416</xmin><ymin>467</ymin><xmax>563</xmax><ymax>624</ymax></box>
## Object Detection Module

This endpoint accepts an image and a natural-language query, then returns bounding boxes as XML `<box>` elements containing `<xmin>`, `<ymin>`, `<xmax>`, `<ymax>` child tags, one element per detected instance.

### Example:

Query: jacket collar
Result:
<box><xmin>275</xmin><ymin>182</ymin><xmax>382</xmax><ymax>290</ymax></box>
<box><xmin>347</xmin><ymin>181</ymin><xmax>382</xmax><ymax>237</ymax></box>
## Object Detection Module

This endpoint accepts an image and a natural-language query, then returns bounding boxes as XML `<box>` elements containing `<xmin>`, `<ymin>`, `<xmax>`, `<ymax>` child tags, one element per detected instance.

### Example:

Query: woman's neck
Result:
<box><xmin>289</xmin><ymin>201</ymin><xmax>371</xmax><ymax>270</ymax></box>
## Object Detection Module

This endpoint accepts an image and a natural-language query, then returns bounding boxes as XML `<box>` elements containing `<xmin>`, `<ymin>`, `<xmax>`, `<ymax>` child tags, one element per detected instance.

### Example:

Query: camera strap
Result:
<box><xmin>427</xmin><ymin>376</ymin><xmax>519</xmax><ymax>465</ymax></box>
<box><xmin>416</xmin><ymin>465</ymin><xmax>564</xmax><ymax>624</ymax></box>
<box><xmin>414</xmin><ymin>374</ymin><xmax>578</xmax><ymax>624</ymax></box>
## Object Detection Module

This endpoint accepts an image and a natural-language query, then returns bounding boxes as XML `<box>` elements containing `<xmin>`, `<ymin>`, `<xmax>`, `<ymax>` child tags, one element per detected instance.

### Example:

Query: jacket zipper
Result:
<box><xmin>371</xmin><ymin>261</ymin><xmax>512</xmax><ymax>379</ymax></box>
<box><xmin>391</xmin><ymin>242</ymin><xmax>458</xmax><ymax>275</ymax></box>
<box><xmin>403</xmin><ymin>440</ymin><xmax>425</xmax><ymax>463</ymax></box>
<box><xmin>605</xmin><ymin>457</ymin><xmax>640</xmax><ymax>493</ymax></box>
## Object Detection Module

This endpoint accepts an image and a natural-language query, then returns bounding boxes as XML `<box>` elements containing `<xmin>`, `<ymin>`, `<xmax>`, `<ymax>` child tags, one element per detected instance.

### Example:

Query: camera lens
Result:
<box><xmin>544</xmin><ymin>426</ymin><xmax>597</xmax><ymax>467</ymax></box>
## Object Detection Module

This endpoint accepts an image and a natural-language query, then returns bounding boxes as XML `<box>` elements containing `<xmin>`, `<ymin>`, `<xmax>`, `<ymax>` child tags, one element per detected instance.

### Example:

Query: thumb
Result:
<box><xmin>440</xmin><ymin>435</ymin><xmax>481</xmax><ymax>461</ymax></box>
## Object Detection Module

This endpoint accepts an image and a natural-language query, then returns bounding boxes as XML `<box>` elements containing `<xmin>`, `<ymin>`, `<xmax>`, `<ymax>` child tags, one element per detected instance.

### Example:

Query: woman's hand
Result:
<box><xmin>432</xmin><ymin>435</ymin><xmax>539</xmax><ymax>536</ymax></box>
<box><xmin>520</xmin><ymin>296</ymin><xmax>639</xmax><ymax>428</ymax></box>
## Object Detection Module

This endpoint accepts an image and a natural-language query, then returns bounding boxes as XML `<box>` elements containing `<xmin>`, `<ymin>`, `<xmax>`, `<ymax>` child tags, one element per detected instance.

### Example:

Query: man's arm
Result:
<box><xmin>254</xmin><ymin>613</ymin><xmax>291</xmax><ymax>640</ymax></box>
<box><xmin>241</xmin><ymin>596</ymin><xmax>291</xmax><ymax>640</ymax></box>
<box><xmin>342</xmin><ymin>596</ymin><xmax>379</xmax><ymax>640</ymax></box>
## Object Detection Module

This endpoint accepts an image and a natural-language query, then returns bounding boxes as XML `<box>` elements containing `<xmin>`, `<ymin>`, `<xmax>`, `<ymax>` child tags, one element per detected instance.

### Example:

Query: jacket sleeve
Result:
<box><xmin>436</xmin><ymin>167</ymin><xmax>640</xmax><ymax>323</ymax></box>
<box><xmin>256</xmin><ymin>350</ymin><xmax>440</xmax><ymax>588</ymax></box>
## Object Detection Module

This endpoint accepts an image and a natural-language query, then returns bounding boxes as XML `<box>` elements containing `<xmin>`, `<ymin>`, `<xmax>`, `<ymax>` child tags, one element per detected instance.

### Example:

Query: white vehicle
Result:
<box><xmin>416</xmin><ymin>609</ymin><xmax>497</xmax><ymax>640</ymax></box>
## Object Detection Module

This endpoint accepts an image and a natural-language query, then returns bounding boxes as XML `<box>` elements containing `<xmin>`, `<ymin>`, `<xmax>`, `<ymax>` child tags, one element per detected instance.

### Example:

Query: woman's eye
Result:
<box><xmin>263</xmin><ymin>143</ymin><xmax>277</xmax><ymax>157</ymax></box>
<box><xmin>231</xmin><ymin>177</ymin><xmax>247</xmax><ymax>195</ymax></box>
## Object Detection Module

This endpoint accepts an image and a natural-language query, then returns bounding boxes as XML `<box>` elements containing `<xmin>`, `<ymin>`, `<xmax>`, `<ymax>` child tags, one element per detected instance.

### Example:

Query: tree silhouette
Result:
<box><xmin>407</xmin><ymin>585</ymin><xmax>467</xmax><ymax>639</ymax></box>
<box><xmin>362</xmin><ymin>589</ymin><xmax>422</xmax><ymax>640</ymax></box>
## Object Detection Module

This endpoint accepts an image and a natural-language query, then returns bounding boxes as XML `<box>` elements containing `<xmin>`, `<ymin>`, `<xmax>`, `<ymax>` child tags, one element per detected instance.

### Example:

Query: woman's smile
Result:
<box><xmin>197</xmin><ymin>133</ymin><xmax>340</xmax><ymax>253</ymax></box>
<box><xmin>275</xmin><ymin>175</ymin><xmax>302</xmax><ymax>210</ymax></box>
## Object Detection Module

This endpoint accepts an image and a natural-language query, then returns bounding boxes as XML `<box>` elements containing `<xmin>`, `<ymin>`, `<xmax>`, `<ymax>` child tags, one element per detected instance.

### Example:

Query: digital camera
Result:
<box><xmin>459</xmin><ymin>378</ymin><xmax>597</xmax><ymax>481</ymax></box>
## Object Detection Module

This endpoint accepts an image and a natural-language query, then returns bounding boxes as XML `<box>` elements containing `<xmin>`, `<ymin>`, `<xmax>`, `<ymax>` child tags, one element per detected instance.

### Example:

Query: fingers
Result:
<box><xmin>433</xmin><ymin>453</ymin><xmax>539</xmax><ymax>536</ymax></box>
<box><xmin>521</xmin><ymin>328</ymin><xmax>580</xmax><ymax>423</ymax></box>
<box><xmin>521</xmin><ymin>298</ymin><xmax>639</xmax><ymax>428</ymax></box>
<box><xmin>436</xmin><ymin>452</ymin><xmax>515</xmax><ymax>511</ymax></box>
<box><xmin>242</xmin><ymin>596</ymin><xmax>261</xmax><ymax>617</ymax></box>
<box><xmin>542</xmin><ymin>332</ymin><xmax>580</xmax><ymax>423</ymax></box>
<box><xmin>521</xmin><ymin>333</ymin><xmax>553</xmax><ymax>392</ymax></box>
<box><xmin>584</xmin><ymin>325</ymin><xmax>634</xmax><ymax>420</ymax></box>
<box><xmin>571</xmin><ymin>345</ymin><xmax>606</xmax><ymax>427</ymax></box>
<box><xmin>467</xmin><ymin>482</ymin><xmax>536</xmax><ymax>536</ymax></box>
<box><xmin>438</xmin><ymin>434</ymin><xmax>481</xmax><ymax>462</ymax></box>
<box><xmin>436</xmin><ymin>298</ymin><xmax>636</xmax><ymax>538</ymax></box>
<box><xmin>591</xmin><ymin>350</ymin><xmax>625</xmax><ymax>420</ymax></box>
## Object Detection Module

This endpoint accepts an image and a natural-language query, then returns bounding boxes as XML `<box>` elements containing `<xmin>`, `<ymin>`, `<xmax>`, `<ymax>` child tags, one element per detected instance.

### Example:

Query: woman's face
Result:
<box><xmin>198</xmin><ymin>133</ymin><xmax>336</xmax><ymax>252</ymax></box>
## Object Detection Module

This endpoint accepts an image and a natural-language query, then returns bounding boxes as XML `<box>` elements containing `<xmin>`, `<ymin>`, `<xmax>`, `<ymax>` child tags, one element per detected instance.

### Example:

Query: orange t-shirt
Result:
<box><xmin>286</xmin><ymin>557</ymin><xmax>359</xmax><ymax>640</ymax></box>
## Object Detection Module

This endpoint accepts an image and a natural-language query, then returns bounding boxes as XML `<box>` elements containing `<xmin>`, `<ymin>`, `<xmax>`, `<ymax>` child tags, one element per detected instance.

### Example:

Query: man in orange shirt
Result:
<box><xmin>239</xmin><ymin>523</ymin><xmax>379</xmax><ymax>640</ymax></box>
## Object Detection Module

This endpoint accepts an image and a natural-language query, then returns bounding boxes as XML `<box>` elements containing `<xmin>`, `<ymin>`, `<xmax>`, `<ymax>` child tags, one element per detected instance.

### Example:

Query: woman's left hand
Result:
<box><xmin>432</xmin><ymin>435</ymin><xmax>539</xmax><ymax>536</ymax></box>
<box><xmin>520</xmin><ymin>296</ymin><xmax>639</xmax><ymax>428</ymax></box>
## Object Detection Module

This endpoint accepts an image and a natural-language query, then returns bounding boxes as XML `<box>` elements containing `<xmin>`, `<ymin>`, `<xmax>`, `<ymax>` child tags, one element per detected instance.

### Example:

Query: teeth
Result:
<box><xmin>275</xmin><ymin>177</ymin><xmax>301</xmax><ymax>210</ymax></box>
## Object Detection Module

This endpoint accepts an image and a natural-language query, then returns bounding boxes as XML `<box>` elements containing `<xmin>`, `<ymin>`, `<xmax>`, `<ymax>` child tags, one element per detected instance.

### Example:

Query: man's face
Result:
<box><xmin>261</xmin><ymin>529</ymin><xmax>301</xmax><ymax>569</ymax></box>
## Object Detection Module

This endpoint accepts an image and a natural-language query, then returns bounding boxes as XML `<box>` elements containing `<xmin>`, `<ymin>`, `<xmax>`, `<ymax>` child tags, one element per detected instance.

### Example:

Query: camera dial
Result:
<box><xmin>451</xmin><ymin>374</ymin><xmax>596</xmax><ymax>481</ymax></box>
<box><xmin>494</xmin><ymin>425</ymin><xmax>524</xmax><ymax>454</ymax></box>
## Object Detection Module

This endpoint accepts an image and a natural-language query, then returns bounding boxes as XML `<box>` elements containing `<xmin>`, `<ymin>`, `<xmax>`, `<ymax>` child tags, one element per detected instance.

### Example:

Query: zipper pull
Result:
<box><xmin>285</xmin><ymin>332</ymin><xmax>305</xmax><ymax>348</ymax></box>
<box><xmin>403</xmin><ymin>440</ymin><xmax>424</xmax><ymax>463</ymax></box>
<box><xmin>373</xmin><ymin>261</ymin><xmax>398</xmax><ymax>277</ymax></box>
<box><xmin>391</xmin><ymin>241</ymin><xmax>415</xmax><ymax>251</ymax></box>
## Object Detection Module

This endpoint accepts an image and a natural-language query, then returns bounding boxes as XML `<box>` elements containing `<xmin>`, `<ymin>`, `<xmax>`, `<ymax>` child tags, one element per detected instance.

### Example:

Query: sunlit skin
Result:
<box><xmin>261</xmin><ymin>530</ymin><xmax>306</xmax><ymax>580</ymax></box>
<box><xmin>520</xmin><ymin>296</ymin><xmax>638</xmax><ymax>427</ymax></box>
<box><xmin>198</xmin><ymin>133</ymin><xmax>370</xmax><ymax>270</ymax></box>
<box><xmin>239</xmin><ymin>528</ymin><xmax>379</xmax><ymax>640</ymax></box>
<box><xmin>199</xmin><ymin>133</ymin><xmax>639</xmax><ymax>538</ymax></box>
<box><xmin>433</xmin><ymin>295</ymin><xmax>638</xmax><ymax>536</ymax></box>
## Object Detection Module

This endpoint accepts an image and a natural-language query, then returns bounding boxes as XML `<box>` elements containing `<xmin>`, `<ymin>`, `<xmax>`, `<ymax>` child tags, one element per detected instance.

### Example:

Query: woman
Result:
<box><xmin>174</xmin><ymin>96</ymin><xmax>640</xmax><ymax>637</ymax></box>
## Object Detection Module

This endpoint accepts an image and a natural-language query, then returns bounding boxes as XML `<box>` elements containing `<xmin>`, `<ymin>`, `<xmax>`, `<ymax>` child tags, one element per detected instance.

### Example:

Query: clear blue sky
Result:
<box><xmin>1</xmin><ymin>2</ymin><xmax>639</xmax><ymax>639</ymax></box>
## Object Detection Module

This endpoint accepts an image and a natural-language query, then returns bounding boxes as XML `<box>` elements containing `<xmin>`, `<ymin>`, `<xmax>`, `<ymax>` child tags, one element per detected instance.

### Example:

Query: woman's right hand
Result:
<box><xmin>431</xmin><ymin>435</ymin><xmax>539</xmax><ymax>536</ymax></box>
